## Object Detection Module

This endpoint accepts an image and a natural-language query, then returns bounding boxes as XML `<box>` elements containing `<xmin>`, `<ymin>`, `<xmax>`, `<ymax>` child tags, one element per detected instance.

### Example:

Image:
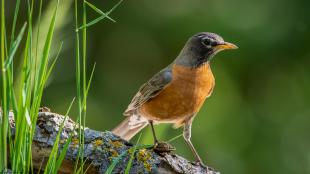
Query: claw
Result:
<box><xmin>153</xmin><ymin>142</ymin><xmax>176</xmax><ymax>153</ymax></box>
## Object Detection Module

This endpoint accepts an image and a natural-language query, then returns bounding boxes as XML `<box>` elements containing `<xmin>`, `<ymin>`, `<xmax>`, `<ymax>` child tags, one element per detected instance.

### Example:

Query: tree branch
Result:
<box><xmin>7</xmin><ymin>108</ymin><xmax>219</xmax><ymax>174</ymax></box>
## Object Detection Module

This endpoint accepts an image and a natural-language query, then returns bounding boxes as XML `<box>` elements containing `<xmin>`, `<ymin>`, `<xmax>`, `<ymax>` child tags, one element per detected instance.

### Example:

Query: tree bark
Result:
<box><xmin>7</xmin><ymin>108</ymin><xmax>219</xmax><ymax>174</ymax></box>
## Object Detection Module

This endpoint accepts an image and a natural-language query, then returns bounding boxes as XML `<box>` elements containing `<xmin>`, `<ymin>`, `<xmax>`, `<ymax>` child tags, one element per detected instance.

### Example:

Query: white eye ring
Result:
<box><xmin>202</xmin><ymin>39</ymin><xmax>213</xmax><ymax>48</ymax></box>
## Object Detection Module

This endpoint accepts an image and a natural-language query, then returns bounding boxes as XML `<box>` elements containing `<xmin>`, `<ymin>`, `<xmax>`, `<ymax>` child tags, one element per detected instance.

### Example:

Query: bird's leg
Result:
<box><xmin>149</xmin><ymin>120</ymin><xmax>176</xmax><ymax>153</ymax></box>
<box><xmin>183</xmin><ymin>120</ymin><xmax>204</xmax><ymax>165</ymax></box>
<box><xmin>149</xmin><ymin>120</ymin><xmax>159</xmax><ymax>145</ymax></box>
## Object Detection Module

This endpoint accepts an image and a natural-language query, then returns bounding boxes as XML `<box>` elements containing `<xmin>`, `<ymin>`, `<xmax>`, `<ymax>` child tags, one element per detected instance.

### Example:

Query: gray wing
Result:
<box><xmin>123</xmin><ymin>66</ymin><xmax>172</xmax><ymax>116</ymax></box>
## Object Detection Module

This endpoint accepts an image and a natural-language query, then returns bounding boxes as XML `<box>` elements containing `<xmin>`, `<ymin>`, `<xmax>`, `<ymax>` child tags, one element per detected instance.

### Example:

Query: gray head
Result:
<box><xmin>175</xmin><ymin>32</ymin><xmax>238</xmax><ymax>68</ymax></box>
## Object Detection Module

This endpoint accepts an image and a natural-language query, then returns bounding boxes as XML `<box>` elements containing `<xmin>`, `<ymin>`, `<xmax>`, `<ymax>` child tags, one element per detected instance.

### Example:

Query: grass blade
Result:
<box><xmin>125</xmin><ymin>133</ymin><xmax>142</xmax><ymax>174</ymax></box>
<box><xmin>84</xmin><ymin>1</ymin><xmax>115</xmax><ymax>22</ymax></box>
<box><xmin>43</xmin><ymin>42</ymin><xmax>63</xmax><ymax>83</ymax></box>
<box><xmin>83</xmin><ymin>161</ymin><xmax>93</xmax><ymax>174</ymax></box>
<box><xmin>104</xmin><ymin>151</ymin><xmax>128</xmax><ymax>174</ymax></box>
<box><xmin>26</xmin><ymin>0</ymin><xmax>59</xmax><ymax>172</ymax></box>
<box><xmin>1</xmin><ymin>0</ymin><xmax>9</xmax><ymax>170</ymax></box>
<box><xmin>5</xmin><ymin>22</ymin><xmax>27</xmax><ymax>69</ymax></box>
<box><xmin>9</xmin><ymin>0</ymin><xmax>21</xmax><ymax>47</ymax></box>
<box><xmin>35</xmin><ymin>0</ymin><xmax>59</xmax><ymax>89</ymax></box>
<box><xmin>55</xmin><ymin>128</ymin><xmax>74</xmax><ymax>171</ymax></box>
<box><xmin>73</xmin><ymin>0</ymin><xmax>82</xmax><ymax>172</ymax></box>
<box><xmin>76</xmin><ymin>157</ymin><xmax>90</xmax><ymax>174</ymax></box>
<box><xmin>81</xmin><ymin>62</ymin><xmax>96</xmax><ymax>108</ymax></box>
<box><xmin>104</xmin><ymin>135</ymin><xmax>150</xmax><ymax>174</ymax></box>
<box><xmin>55</xmin><ymin>135</ymin><xmax>72</xmax><ymax>171</ymax></box>
<box><xmin>78</xmin><ymin>0</ymin><xmax>123</xmax><ymax>30</ymax></box>
<box><xmin>34</xmin><ymin>0</ymin><xmax>43</xmax><ymax>96</ymax></box>
<box><xmin>44</xmin><ymin>98</ymin><xmax>75</xmax><ymax>174</ymax></box>
<box><xmin>104</xmin><ymin>0</ymin><xmax>123</xmax><ymax>19</ymax></box>
<box><xmin>167</xmin><ymin>133</ymin><xmax>183</xmax><ymax>143</ymax></box>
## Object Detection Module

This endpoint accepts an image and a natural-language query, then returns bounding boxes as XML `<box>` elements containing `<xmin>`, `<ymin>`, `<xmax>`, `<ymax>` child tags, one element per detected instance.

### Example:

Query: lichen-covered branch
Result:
<box><xmin>7</xmin><ymin>109</ymin><xmax>219</xmax><ymax>174</ymax></box>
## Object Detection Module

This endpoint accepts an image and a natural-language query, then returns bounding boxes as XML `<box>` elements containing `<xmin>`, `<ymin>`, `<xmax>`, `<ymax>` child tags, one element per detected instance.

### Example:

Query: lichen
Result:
<box><xmin>71</xmin><ymin>138</ymin><xmax>79</xmax><ymax>147</ymax></box>
<box><xmin>137</xmin><ymin>149</ymin><xmax>152</xmax><ymax>172</ymax></box>
<box><xmin>109</xmin><ymin>140</ymin><xmax>123</xmax><ymax>148</ymax></box>
<box><xmin>46</xmin><ymin>121</ymin><xmax>53</xmax><ymax>126</ymax></box>
<box><xmin>59</xmin><ymin>139</ymin><xmax>66</xmax><ymax>144</ymax></box>
<box><xmin>106</xmin><ymin>148</ymin><xmax>119</xmax><ymax>161</ymax></box>
<box><xmin>110</xmin><ymin>149</ymin><xmax>119</xmax><ymax>157</ymax></box>
<box><xmin>137</xmin><ymin>149</ymin><xmax>151</xmax><ymax>161</ymax></box>
<box><xmin>93</xmin><ymin>139</ymin><xmax>103</xmax><ymax>147</ymax></box>
<box><xmin>144</xmin><ymin>162</ymin><xmax>152</xmax><ymax>172</ymax></box>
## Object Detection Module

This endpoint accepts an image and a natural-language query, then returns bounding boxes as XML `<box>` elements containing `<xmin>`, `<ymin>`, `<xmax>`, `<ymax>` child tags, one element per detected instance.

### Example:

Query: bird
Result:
<box><xmin>112</xmin><ymin>32</ymin><xmax>237</xmax><ymax>165</ymax></box>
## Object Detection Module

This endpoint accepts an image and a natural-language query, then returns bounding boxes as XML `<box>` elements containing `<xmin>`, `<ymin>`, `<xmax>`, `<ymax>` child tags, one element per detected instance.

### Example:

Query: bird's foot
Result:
<box><xmin>153</xmin><ymin>141</ymin><xmax>176</xmax><ymax>153</ymax></box>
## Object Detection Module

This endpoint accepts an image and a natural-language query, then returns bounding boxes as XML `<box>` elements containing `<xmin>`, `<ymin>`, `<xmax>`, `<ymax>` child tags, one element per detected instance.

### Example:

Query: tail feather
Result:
<box><xmin>112</xmin><ymin>117</ymin><xmax>148</xmax><ymax>141</ymax></box>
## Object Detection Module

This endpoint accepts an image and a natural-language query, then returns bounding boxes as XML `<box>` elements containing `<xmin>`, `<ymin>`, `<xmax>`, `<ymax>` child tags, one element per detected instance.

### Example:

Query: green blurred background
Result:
<box><xmin>5</xmin><ymin>0</ymin><xmax>310</xmax><ymax>173</ymax></box>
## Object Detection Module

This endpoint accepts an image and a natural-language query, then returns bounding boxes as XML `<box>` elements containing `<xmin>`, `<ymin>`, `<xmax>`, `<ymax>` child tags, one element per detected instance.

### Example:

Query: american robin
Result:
<box><xmin>112</xmin><ymin>32</ymin><xmax>237</xmax><ymax>164</ymax></box>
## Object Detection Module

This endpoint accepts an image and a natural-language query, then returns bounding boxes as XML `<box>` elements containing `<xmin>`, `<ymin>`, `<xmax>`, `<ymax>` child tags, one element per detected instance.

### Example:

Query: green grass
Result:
<box><xmin>124</xmin><ymin>133</ymin><xmax>142</xmax><ymax>174</ymax></box>
<box><xmin>105</xmin><ymin>151</ymin><xmax>128</xmax><ymax>174</ymax></box>
<box><xmin>1</xmin><ymin>0</ymin><xmax>8</xmax><ymax>170</ymax></box>
<box><xmin>73</xmin><ymin>1</ymin><xmax>123</xmax><ymax>173</ymax></box>
<box><xmin>44</xmin><ymin>98</ymin><xmax>75</xmax><ymax>174</ymax></box>
<box><xmin>79</xmin><ymin>0</ymin><xmax>121</xmax><ymax>30</ymax></box>
<box><xmin>0</xmin><ymin>0</ymin><xmax>122</xmax><ymax>173</ymax></box>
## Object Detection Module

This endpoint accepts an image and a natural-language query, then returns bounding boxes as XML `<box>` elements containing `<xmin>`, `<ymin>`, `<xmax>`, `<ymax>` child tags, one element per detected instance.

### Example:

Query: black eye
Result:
<box><xmin>202</xmin><ymin>39</ymin><xmax>211</xmax><ymax>46</ymax></box>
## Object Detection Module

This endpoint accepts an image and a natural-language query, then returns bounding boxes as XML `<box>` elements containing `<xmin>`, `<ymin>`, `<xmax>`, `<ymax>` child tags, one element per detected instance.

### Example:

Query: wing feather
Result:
<box><xmin>123</xmin><ymin>66</ymin><xmax>172</xmax><ymax>116</ymax></box>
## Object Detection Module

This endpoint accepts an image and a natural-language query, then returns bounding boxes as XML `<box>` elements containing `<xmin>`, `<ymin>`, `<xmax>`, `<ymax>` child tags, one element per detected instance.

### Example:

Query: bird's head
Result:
<box><xmin>175</xmin><ymin>32</ymin><xmax>238</xmax><ymax>68</ymax></box>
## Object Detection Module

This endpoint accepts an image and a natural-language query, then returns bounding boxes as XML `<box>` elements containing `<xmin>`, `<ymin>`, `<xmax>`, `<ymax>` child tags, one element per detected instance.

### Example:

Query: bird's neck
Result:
<box><xmin>174</xmin><ymin>46</ymin><xmax>212</xmax><ymax>68</ymax></box>
<box><xmin>174</xmin><ymin>55</ymin><xmax>211</xmax><ymax>68</ymax></box>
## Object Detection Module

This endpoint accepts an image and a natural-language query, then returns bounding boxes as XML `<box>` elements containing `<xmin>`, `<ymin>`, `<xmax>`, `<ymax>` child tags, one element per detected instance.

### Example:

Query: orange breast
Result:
<box><xmin>139</xmin><ymin>63</ymin><xmax>215</xmax><ymax>123</ymax></box>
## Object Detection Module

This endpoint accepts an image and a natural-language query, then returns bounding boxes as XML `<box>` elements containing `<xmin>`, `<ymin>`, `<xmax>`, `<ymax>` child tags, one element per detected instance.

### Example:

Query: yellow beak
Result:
<box><xmin>215</xmin><ymin>42</ymin><xmax>238</xmax><ymax>50</ymax></box>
